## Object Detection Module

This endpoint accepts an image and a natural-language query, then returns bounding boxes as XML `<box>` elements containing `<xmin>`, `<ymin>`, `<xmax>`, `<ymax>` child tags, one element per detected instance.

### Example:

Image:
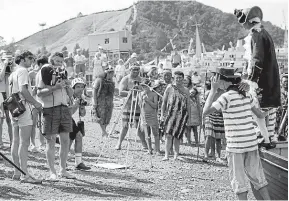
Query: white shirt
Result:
<box><xmin>115</xmin><ymin>64</ymin><xmax>126</xmax><ymax>77</ymax></box>
<box><xmin>191</xmin><ymin>75</ymin><xmax>201</xmax><ymax>85</ymax></box>
<box><xmin>10</xmin><ymin>65</ymin><xmax>32</xmax><ymax>98</ymax></box>
<box><xmin>74</xmin><ymin>54</ymin><xmax>86</xmax><ymax>65</ymax></box>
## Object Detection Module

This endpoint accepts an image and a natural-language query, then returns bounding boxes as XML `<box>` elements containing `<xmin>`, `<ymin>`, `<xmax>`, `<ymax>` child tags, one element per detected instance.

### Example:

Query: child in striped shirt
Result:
<box><xmin>203</xmin><ymin>67</ymin><xmax>270</xmax><ymax>200</ymax></box>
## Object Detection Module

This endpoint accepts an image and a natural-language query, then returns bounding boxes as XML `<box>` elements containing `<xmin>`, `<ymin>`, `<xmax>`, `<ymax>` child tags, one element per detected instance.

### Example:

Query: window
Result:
<box><xmin>105</xmin><ymin>38</ymin><xmax>109</xmax><ymax>44</ymax></box>
<box><xmin>122</xmin><ymin>37</ymin><xmax>128</xmax><ymax>43</ymax></box>
<box><xmin>85</xmin><ymin>74</ymin><xmax>93</xmax><ymax>88</ymax></box>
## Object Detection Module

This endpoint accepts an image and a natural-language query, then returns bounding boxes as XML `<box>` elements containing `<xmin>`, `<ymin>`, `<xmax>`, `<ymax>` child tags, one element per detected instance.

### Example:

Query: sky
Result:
<box><xmin>0</xmin><ymin>0</ymin><xmax>288</xmax><ymax>43</ymax></box>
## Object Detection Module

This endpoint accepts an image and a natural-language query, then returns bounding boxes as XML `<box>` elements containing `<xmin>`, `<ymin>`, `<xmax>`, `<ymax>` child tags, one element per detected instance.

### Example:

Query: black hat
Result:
<box><xmin>234</xmin><ymin>6</ymin><xmax>263</xmax><ymax>24</ymax></box>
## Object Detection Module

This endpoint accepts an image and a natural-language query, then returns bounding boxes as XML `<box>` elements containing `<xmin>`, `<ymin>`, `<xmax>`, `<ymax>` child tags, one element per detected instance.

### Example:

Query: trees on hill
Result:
<box><xmin>132</xmin><ymin>1</ymin><xmax>285</xmax><ymax>60</ymax></box>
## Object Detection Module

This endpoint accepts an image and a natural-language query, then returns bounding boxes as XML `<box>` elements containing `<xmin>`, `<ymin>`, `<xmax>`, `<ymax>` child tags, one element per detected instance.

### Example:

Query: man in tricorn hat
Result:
<box><xmin>203</xmin><ymin>67</ymin><xmax>270</xmax><ymax>200</ymax></box>
<box><xmin>234</xmin><ymin>6</ymin><xmax>280</xmax><ymax>148</ymax></box>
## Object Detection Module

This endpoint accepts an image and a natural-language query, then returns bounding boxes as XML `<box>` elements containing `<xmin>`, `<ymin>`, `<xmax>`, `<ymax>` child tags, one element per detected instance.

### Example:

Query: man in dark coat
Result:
<box><xmin>234</xmin><ymin>6</ymin><xmax>280</xmax><ymax>148</ymax></box>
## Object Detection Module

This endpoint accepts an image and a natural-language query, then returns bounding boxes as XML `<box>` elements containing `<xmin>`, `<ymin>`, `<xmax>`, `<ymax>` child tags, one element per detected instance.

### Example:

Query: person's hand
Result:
<box><xmin>143</xmin><ymin>94</ymin><xmax>148</xmax><ymax>102</ymax></box>
<box><xmin>73</xmin><ymin>98</ymin><xmax>81</xmax><ymax>106</ymax></box>
<box><xmin>54</xmin><ymin>80</ymin><xmax>66</xmax><ymax>89</ymax></box>
<box><xmin>190</xmin><ymin>38</ymin><xmax>194</xmax><ymax>43</ymax></box>
<box><xmin>33</xmin><ymin>101</ymin><xmax>42</xmax><ymax>111</ymax></box>
<box><xmin>211</xmin><ymin>75</ymin><xmax>220</xmax><ymax>92</ymax></box>
<box><xmin>160</xmin><ymin>115</ymin><xmax>165</xmax><ymax>122</ymax></box>
<box><xmin>2</xmin><ymin>59</ymin><xmax>9</xmax><ymax>68</ymax></box>
<box><xmin>239</xmin><ymin>81</ymin><xmax>250</xmax><ymax>92</ymax></box>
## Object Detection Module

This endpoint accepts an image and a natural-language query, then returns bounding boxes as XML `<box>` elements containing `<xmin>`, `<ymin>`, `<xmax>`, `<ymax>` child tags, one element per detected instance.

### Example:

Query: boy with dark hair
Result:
<box><xmin>10</xmin><ymin>50</ymin><xmax>42</xmax><ymax>183</ymax></box>
<box><xmin>203</xmin><ymin>67</ymin><xmax>270</xmax><ymax>200</ymax></box>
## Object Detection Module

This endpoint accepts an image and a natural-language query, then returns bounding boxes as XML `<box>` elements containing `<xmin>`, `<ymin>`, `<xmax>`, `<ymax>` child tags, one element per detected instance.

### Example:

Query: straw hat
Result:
<box><xmin>211</xmin><ymin>67</ymin><xmax>241</xmax><ymax>78</ymax></box>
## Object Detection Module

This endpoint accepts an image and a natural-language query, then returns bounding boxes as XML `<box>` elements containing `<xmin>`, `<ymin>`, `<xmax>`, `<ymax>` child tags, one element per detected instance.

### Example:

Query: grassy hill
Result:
<box><xmin>14</xmin><ymin>1</ymin><xmax>285</xmax><ymax>61</ymax></box>
<box><xmin>16</xmin><ymin>7</ymin><xmax>133</xmax><ymax>53</ymax></box>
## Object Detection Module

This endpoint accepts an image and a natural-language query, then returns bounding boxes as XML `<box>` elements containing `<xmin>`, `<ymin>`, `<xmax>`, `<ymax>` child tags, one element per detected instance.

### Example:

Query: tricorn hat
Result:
<box><xmin>211</xmin><ymin>67</ymin><xmax>241</xmax><ymax>78</ymax></box>
<box><xmin>234</xmin><ymin>6</ymin><xmax>263</xmax><ymax>24</ymax></box>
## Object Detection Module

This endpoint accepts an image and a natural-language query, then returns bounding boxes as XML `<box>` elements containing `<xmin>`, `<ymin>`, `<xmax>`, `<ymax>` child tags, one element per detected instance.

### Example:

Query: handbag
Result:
<box><xmin>3</xmin><ymin>73</ymin><xmax>26</xmax><ymax>117</ymax></box>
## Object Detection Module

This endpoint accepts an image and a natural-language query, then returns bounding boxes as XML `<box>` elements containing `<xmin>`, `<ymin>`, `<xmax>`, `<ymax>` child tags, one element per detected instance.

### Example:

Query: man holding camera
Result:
<box><xmin>0</xmin><ymin>51</ymin><xmax>13</xmax><ymax>148</ymax></box>
<box><xmin>9</xmin><ymin>50</ymin><xmax>42</xmax><ymax>183</ymax></box>
<box><xmin>115</xmin><ymin>65</ymin><xmax>148</xmax><ymax>150</ymax></box>
<box><xmin>69</xmin><ymin>78</ymin><xmax>90</xmax><ymax>170</ymax></box>
<box><xmin>36</xmin><ymin>52</ymin><xmax>75</xmax><ymax>180</ymax></box>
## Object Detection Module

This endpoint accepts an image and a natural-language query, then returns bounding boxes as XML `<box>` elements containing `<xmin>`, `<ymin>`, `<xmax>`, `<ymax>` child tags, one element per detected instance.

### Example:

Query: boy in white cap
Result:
<box><xmin>69</xmin><ymin>78</ymin><xmax>90</xmax><ymax>170</ymax></box>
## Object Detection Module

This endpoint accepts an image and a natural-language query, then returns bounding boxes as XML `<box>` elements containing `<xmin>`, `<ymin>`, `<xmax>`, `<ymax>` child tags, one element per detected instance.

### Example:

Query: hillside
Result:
<box><xmin>15</xmin><ymin>1</ymin><xmax>285</xmax><ymax>61</ymax></box>
<box><xmin>16</xmin><ymin>7</ymin><xmax>133</xmax><ymax>53</ymax></box>
<box><xmin>132</xmin><ymin>1</ymin><xmax>285</xmax><ymax>61</ymax></box>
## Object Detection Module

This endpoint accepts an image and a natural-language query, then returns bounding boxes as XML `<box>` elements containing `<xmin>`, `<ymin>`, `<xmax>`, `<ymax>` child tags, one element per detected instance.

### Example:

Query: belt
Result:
<box><xmin>43</xmin><ymin>104</ymin><xmax>68</xmax><ymax>109</ymax></box>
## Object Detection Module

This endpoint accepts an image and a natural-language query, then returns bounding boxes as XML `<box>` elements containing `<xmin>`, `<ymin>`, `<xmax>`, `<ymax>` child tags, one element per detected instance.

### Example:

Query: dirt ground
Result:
<box><xmin>0</xmin><ymin>97</ymin><xmax>256</xmax><ymax>200</ymax></box>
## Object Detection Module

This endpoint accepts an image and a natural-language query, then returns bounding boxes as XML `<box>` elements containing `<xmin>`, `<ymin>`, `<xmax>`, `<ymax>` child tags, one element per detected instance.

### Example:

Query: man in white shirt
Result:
<box><xmin>74</xmin><ymin>49</ymin><xmax>87</xmax><ymax>75</ymax></box>
<box><xmin>10</xmin><ymin>51</ymin><xmax>42</xmax><ymax>183</ymax></box>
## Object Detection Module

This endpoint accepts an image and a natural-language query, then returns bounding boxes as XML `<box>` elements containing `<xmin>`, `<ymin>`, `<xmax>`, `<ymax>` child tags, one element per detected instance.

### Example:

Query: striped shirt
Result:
<box><xmin>212</xmin><ymin>90</ymin><xmax>258</xmax><ymax>153</ymax></box>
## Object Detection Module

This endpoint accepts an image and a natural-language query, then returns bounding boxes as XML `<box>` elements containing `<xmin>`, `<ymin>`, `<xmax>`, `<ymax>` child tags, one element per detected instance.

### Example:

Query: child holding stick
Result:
<box><xmin>139</xmin><ymin>79</ymin><xmax>160</xmax><ymax>154</ymax></box>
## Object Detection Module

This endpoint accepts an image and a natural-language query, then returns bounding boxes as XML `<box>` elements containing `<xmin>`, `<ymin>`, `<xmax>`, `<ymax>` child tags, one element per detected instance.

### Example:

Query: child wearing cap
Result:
<box><xmin>139</xmin><ymin>79</ymin><xmax>160</xmax><ymax>154</ymax></box>
<box><xmin>69</xmin><ymin>78</ymin><xmax>91</xmax><ymax>171</ymax></box>
<box><xmin>203</xmin><ymin>67</ymin><xmax>270</xmax><ymax>200</ymax></box>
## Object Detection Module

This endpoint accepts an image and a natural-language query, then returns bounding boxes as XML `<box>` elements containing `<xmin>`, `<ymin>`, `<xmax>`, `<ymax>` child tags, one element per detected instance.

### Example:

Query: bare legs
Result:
<box><xmin>99</xmin><ymin>124</ymin><xmax>108</xmax><ymax>137</ymax></box>
<box><xmin>115</xmin><ymin>125</ymin><xmax>148</xmax><ymax>150</ymax></box>
<box><xmin>144</xmin><ymin>125</ymin><xmax>160</xmax><ymax>154</ymax></box>
<box><xmin>162</xmin><ymin>135</ymin><xmax>180</xmax><ymax>160</ymax></box>
<box><xmin>11</xmin><ymin>125</ymin><xmax>32</xmax><ymax>178</ymax></box>
<box><xmin>46</xmin><ymin>132</ymin><xmax>71</xmax><ymax>177</ymax></box>
<box><xmin>204</xmin><ymin>136</ymin><xmax>215</xmax><ymax>159</ymax></box>
<box><xmin>11</xmin><ymin>126</ymin><xmax>20</xmax><ymax>176</ymax></box>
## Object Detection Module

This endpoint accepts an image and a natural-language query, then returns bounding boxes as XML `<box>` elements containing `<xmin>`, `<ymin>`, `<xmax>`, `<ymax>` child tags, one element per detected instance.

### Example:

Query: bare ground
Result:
<box><xmin>0</xmin><ymin>97</ymin><xmax>256</xmax><ymax>200</ymax></box>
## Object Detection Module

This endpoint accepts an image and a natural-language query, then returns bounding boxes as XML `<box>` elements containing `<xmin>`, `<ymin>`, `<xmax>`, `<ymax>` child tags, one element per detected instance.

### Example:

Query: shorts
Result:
<box><xmin>69</xmin><ymin>119</ymin><xmax>80</xmax><ymax>141</ymax></box>
<box><xmin>227</xmin><ymin>150</ymin><xmax>268</xmax><ymax>194</ymax></box>
<box><xmin>66</xmin><ymin>67</ymin><xmax>74</xmax><ymax>76</ymax></box>
<box><xmin>42</xmin><ymin>105</ymin><xmax>72</xmax><ymax>135</ymax></box>
<box><xmin>75</xmin><ymin>64</ymin><xmax>86</xmax><ymax>74</ymax></box>
<box><xmin>12</xmin><ymin>103</ymin><xmax>33</xmax><ymax>127</ymax></box>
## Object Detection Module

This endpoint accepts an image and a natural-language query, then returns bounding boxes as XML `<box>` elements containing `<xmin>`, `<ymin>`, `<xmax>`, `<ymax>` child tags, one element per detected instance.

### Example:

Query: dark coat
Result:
<box><xmin>248</xmin><ymin>26</ymin><xmax>281</xmax><ymax>108</ymax></box>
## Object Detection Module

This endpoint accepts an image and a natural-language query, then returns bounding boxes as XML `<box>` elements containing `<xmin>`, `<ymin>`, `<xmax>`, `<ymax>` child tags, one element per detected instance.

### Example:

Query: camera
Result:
<box><xmin>79</xmin><ymin>99</ymin><xmax>88</xmax><ymax>106</ymax></box>
<box><xmin>56</xmin><ymin>70</ymin><xmax>67</xmax><ymax>80</ymax></box>
<box><xmin>51</xmin><ymin>68</ymin><xmax>68</xmax><ymax>85</ymax></box>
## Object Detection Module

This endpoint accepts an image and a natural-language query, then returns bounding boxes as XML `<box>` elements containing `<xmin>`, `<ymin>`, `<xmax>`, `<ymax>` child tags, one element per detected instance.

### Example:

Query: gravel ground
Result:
<box><xmin>0</xmin><ymin>97</ymin><xmax>256</xmax><ymax>200</ymax></box>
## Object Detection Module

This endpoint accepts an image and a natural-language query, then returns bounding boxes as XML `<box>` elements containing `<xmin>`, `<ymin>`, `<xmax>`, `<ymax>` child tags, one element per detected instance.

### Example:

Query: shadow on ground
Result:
<box><xmin>0</xmin><ymin>185</ymin><xmax>31</xmax><ymax>200</ymax></box>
